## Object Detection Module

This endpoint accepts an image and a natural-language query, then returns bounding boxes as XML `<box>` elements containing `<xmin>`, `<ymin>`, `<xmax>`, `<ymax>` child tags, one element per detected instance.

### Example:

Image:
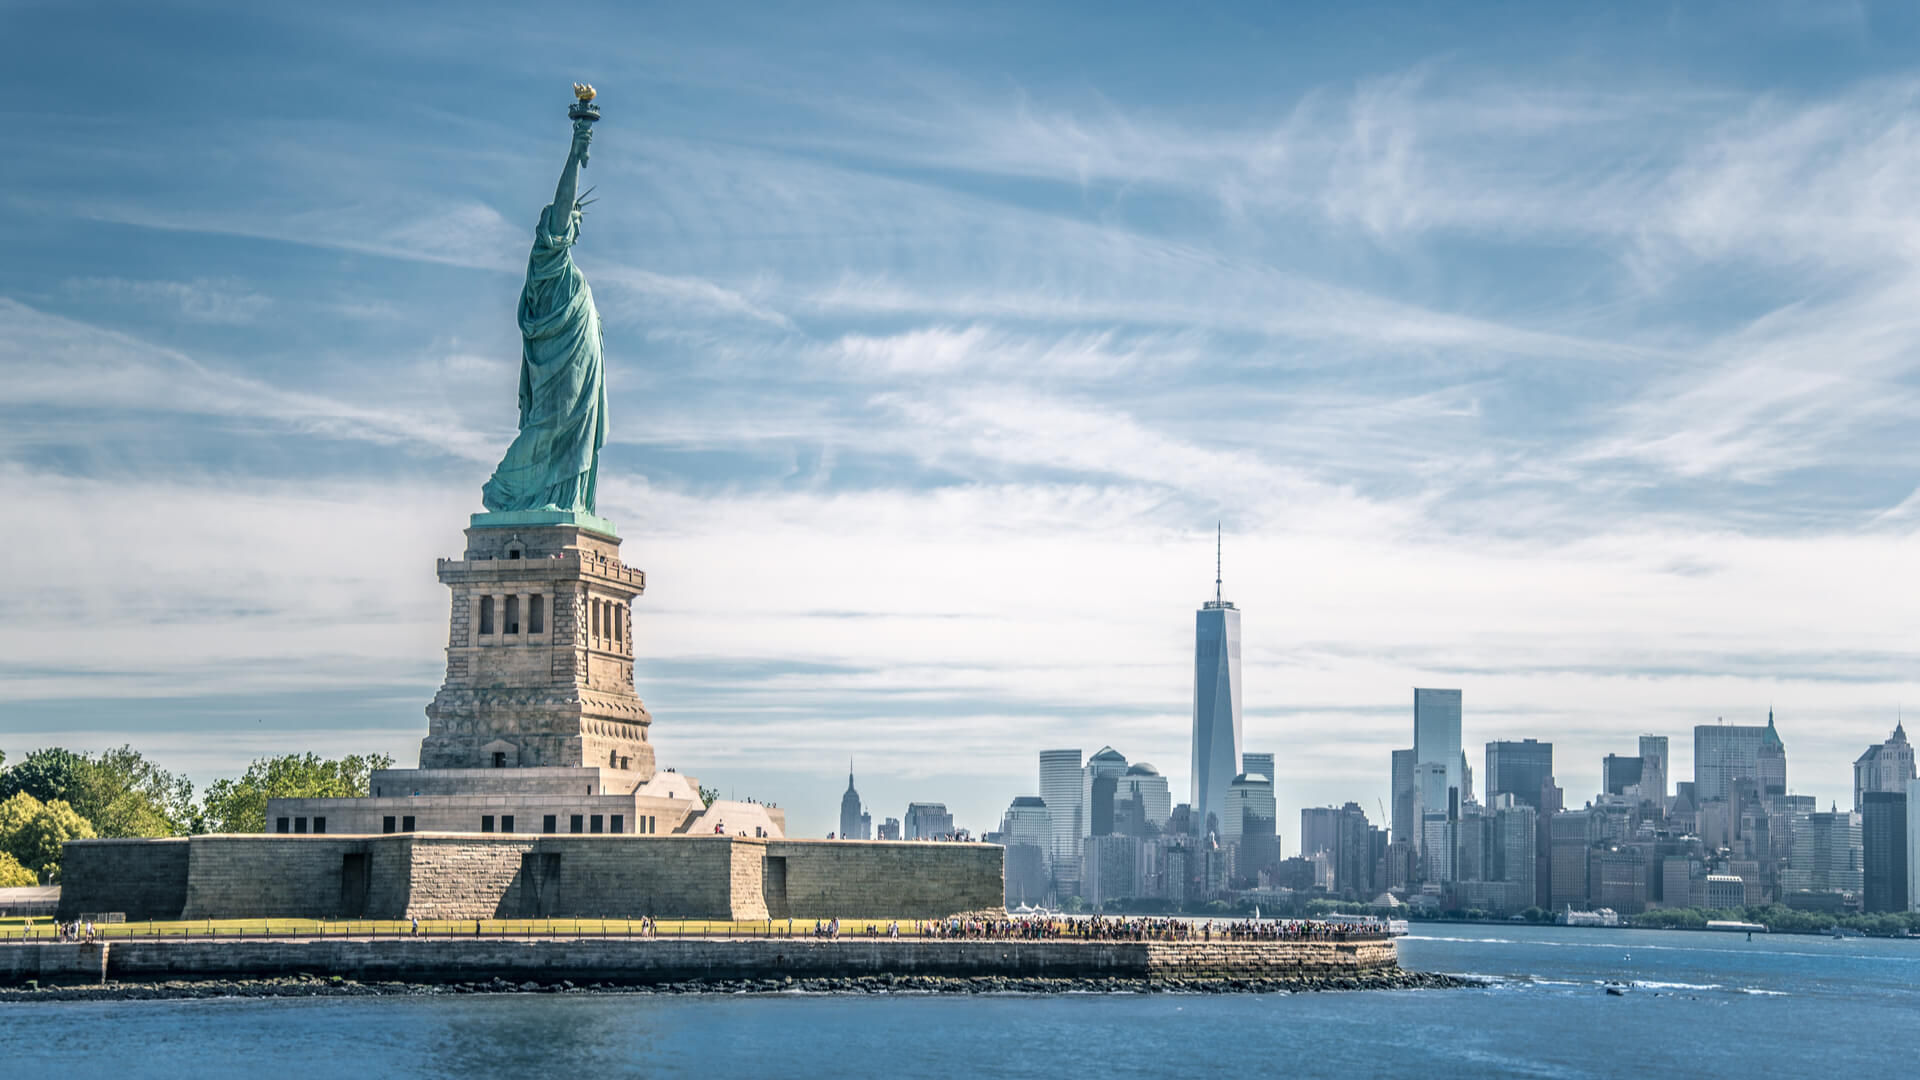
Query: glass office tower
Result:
<box><xmin>1190</xmin><ymin>594</ymin><xmax>1242</xmax><ymax>839</ymax></box>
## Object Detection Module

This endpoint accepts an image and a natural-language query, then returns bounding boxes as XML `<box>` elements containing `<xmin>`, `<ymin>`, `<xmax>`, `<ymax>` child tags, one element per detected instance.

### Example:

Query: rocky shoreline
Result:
<box><xmin>0</xmin><ymin>969</ymin><xmax>1468</xmax><ymax>1002</ymax></box>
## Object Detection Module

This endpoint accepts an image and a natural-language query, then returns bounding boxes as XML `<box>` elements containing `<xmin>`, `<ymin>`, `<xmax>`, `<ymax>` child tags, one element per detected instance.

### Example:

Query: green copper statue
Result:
<box><xmin>481</xmin><ymin>85</ymin><xmax>608</xmax><ymax>516</ymax></box>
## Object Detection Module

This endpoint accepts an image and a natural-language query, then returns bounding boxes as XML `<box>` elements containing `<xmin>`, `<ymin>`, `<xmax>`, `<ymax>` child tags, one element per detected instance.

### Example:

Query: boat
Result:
<box><xmin>1323</xmin><ymin>914</ymin><xmax>1410</xmax><ymax>937</ymax></box>
<box><xmin>1828</xmin><ymin>926</ymin><xmax>1864</xmax><ymax>939</ymax></box>
<box><xmin>1704</xmin><ymin>920</ymin><xmax>1768</xmax><ymax>933</ymax></box>
<box><xmin>1557</xmin><ymin>905</ymin><xmax>1621</xmax><ymax>927</ymax></box>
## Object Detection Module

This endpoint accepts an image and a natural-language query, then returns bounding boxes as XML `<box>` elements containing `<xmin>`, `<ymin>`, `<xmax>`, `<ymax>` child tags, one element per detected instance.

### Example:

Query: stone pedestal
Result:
<box><xmin>419</xmin><ymin>517</ymin><xmax>654</xmax><ymax>782</ymax></box>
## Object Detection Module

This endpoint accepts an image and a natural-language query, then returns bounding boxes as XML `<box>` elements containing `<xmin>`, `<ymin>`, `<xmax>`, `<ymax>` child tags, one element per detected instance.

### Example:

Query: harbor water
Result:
<box><xmin>0</xmin><ymin>923</ymin><xmax>1913</xmax><ymax>1078</ymax></box>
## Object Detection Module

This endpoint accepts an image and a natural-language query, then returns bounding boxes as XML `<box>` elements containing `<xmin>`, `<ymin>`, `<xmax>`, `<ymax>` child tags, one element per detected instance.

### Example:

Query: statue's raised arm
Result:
<box><xmin>479</xmin><ymin>86</ymin><xmax>609</xmax><ymax>519</ymax></box>
<box><xmin>551</xmin><ymin>117</ymin><xmax>592</xmax><ymax>228</ymax></box>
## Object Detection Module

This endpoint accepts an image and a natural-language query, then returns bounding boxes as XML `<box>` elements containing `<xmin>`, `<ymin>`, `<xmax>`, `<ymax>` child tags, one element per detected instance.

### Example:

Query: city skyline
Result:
<box><xmin>5</xmin><ymin>2</ymin><xmax>1920</xmax><ymax>840</ymax></box>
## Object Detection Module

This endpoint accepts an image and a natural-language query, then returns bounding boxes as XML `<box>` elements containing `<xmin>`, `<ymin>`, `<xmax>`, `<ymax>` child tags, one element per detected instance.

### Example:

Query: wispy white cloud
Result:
<box><xmin>4</xmin><ymin>5</ymin><xmax>1920</xmax><ymax>836</ymax></box>
<box><xmin>67</xmin><ymin>276</ymin><xmax>272</xmax><ymax>325</ymax></box>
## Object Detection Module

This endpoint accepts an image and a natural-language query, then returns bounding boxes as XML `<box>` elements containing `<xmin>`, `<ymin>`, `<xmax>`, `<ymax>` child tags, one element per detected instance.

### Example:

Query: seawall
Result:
<box><xmin>0</xmin><ymin>937</ymin><xmax>1396</xmax><ymax>985</ymax></box>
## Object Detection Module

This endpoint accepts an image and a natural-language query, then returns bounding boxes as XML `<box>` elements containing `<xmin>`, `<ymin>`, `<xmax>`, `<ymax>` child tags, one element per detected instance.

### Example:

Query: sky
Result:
<box><xmin>2</xmin><ymin>0</ymin><xmax>1918</xmax><ymax>840</ymax></box>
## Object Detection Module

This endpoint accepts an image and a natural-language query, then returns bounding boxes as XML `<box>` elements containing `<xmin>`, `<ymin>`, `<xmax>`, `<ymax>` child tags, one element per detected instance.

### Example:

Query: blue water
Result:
<box><xmin>1</xmin><ymin>925</ymin><xmax>1914</xmax><ymax>1078</ymax></box>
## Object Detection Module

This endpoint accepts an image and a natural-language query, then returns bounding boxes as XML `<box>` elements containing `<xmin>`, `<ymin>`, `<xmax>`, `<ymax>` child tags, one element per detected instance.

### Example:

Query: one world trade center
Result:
<box><xmin>1190</xmin><ymin>527</ymin><xmax>1242</xmax><ymax>839</ymax></box>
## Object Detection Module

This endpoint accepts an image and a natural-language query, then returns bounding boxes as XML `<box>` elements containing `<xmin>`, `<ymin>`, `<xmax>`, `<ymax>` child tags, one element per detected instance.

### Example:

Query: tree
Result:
<box><xmin>197</xmin><ymin>752</ymin><xmax>393</xmax><ymax>833</ymax></box>
<box><xmin>0</xmin><ymin>851</ymin><xmax>34</xmax><ymax>888</ymax></box>
<box><xmin>698</xmin><ymin>785</ymin><xmax>719</xmax><ymax>808</ymax></box>
<box><xmin>0</xmin><ymin>792</ymin><xmax>96</xmax><ymax>880</ymax></box>
<box><xmin>67</xmin><ymin>746</ymin><xmax>195</xmax><ymax>838</ymax></box>
<box><xmin>0</xmin><ymin>747</ymin><xmax>88</xmax><ymax>804</ymax></box>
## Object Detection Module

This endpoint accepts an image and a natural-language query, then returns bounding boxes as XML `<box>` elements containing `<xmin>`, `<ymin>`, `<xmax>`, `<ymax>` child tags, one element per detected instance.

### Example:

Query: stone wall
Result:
<box><xmin>768</xmin><ymin>840</ymin><xmax>1005</xmax><ymax>918</ymax></box>
<box><xmin>58</xmin><ymin>835</ymin><xmax>1005</xmax><ymax>923</ymax></box>
<box><xmin>57</xmin><ymin>839</ymin><xmax>190</xmax><ymax>921</ymax></box>
<box><xmin>398</xmin><ymin>836</ymin><xmax>534</xmax><ymax>919</ymax></box>
<box><xmin>0</xmin><ymin>936</ymin><xmax>1398</xmax><ymax>985</ymax></box>
<box><xmin>182</xmin><ymin>837</ymin><xmax>374</xmax><ymax>920</ymax></box>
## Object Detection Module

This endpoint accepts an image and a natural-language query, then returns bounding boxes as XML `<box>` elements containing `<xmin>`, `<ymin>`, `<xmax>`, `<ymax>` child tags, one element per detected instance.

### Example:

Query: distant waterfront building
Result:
<box><xmin>1224</xmin><ymin>773</ymin><xmax>1278</xmax><ymax>884</ymax></box>
<box><xmin>838</xmin><ymin>767</ymin><xmax>870</xmax><ymax>840</ymax></box>
<box><xmin>1415</xmin><ymin>760</ymin><xmax>1454</xmax><ymax>882</ymax></box>
<box><xmin>1854</xmin><ymin>723</ymin><xmax>1915</xmax><ymax>812</ymax></box>
<box><xmin>1332</xmin><ymin>802</ymin><xmax>1375</xmax><ymax>899</ymax></box>
<box><xmin>1909</xmin><ymin>779</ymin><xmax>1920</xmax><ymax>914</ymax></box>
<box><xmin>1000</xmin><ymin>795</ymin><xmax>1051</xmax><ymax>905</ymax></box>
<box><xmin>876</xmin><ymin>817</ymin><xmax>901</xmax><ymax>840</ymax></box>
<box><xmin>1115</xmin><ymin>763</ymin><xmax>1172</xmax><ymax>837</ymax></box>
<box><xmin>1704</xmin><ymin>874</ymin><xmax>1748</xmax><ymax>910</ymax></box>
<box><xmin>1083</xmin><ymin>746</ymin><xmax>1130</xmax><ymax>838</ymax></box>
<box><xmin>1861</xmin><ymin>790</ymin><xmax>1907</xmax><ymax>914</ymax></box>
<box><xmin>1486</xmin><ymin>738</ymin><xmax>1557</xmax><ymax>908</ymax></box>
<box><xmin>1391</xmin><ymin>748</ymin><xmax>1416</xmax><ymax>844</ymax></box>
<box><xmin>1639</xmin><ymin>735</ymin><xmax>1669</xmax><ymax>808</ymax></box>
<box><xmin>1412</xmin><ymin>689</ymin><xmax>1462</xmax><ymax>873</ymax></box>
<box><xmin>1602</xmin><ymin>754</ymin><xmax>1644</xmax><ymax>798</ymax></box>
<box><xmin>1662</xmin><ymin>856</ymin><xmax>1706</xmax><ymax>909</ymax></box>
<box><xmin>1300</xmin><ymin>807</ymin><xmax>1341</xmax><ymax>858</ymax></box>
<box><xmin>1781</xmin><ymin>807</ymin><xmax>1862</xmax><ymax>904</ymax></box>
<box><xmin>1591</xmin><ymin>844</ymin><xmax>1651</xmax><ymax>915</ymax></box>
<box><xmin>1492</xmin><ymin>800</ymin><xmax>1538</xmax><ymax>914</ymax></box>
<box><xmin>1549</xmin><ymin>809</ymin><xmax>1595</xmax><ymax>910</ymax></box>
<box><xmin>1694</xmin><ymin>714</ymin><xmax>1787</xmax><ymax>805</ymax></box>
<box><xmin>904</xmin><ymin>802</ymin><xmax>954</xmax><ymax>840</ymax></box>
<box><xmin>1243</xmin><ymin>751</ymin><xmax>1275</xmax><ymax>788</ymax></box>
<box><xmin>1006</xmin><ymin>795</ymin><xmax>1052</xmax><ymax>903</ymax></box>
<box><xmin>1040</xmin><ymin>749</ymin><xmax>1084</xmax><ymax>897</ymax></box>
<box><xmin>1485</xmin><ymin>739</ymin><xmax>1553</xmax><ymax>810</ymax></box>
<box><xmin>1082</xmin><ymin>835</ymin><xmax>1136</xmax><ymax>909</ymax></box>
<box><xmin>1190</xmin><ymin>536</ymin><xmax>1243</xmax><ymax>840</ymax></box>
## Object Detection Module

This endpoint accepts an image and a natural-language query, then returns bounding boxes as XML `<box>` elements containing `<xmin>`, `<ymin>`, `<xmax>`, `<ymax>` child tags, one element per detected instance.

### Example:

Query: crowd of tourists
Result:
<box><xmin>54</xmin><ymin>920</ymin><xmax>97</xmax><ymax>943</ymax></box>
<box><xmin>898</xmin><ymin>915</ymin><xmax>1379</xmax><ymax>941</ymax></box>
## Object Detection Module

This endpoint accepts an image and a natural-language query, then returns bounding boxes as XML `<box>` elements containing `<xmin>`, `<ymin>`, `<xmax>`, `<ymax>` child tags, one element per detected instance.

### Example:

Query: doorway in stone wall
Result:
<box><xmin>518</xmin><ymin>852</ymin><xmax>562</xmax><ymax>917</ymax></box>
<box><xmin>340</xmin><ymin>853</ymin><xmax>369</xmax><ymax>917</ymax></box>
<box><xmin>762</xmin><ymin>855</ymin><xmax>789</xmax><ymax>919</ymax></box>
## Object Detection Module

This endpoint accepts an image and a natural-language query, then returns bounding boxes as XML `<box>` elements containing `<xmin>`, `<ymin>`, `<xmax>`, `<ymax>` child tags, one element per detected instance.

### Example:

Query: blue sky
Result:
<box><xmin>2</xmin><ymin>0</ymin><xmax>1918</xmax><ymax>838</ymax></box>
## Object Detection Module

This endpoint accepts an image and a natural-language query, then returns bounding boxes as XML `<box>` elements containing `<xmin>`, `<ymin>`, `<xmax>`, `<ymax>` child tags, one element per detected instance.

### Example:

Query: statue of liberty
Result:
<box><xmin>481</xmin><ymin>85</ymin><xmax>608</xmax><ymax>516</ymax></box>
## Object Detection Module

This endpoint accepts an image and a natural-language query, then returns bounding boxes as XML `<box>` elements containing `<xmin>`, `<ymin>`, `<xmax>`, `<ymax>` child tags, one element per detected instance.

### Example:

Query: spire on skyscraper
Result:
<box><xmin>1215</xmin><ymin>521</ymin><xmax>1222</xmax><ymax>606</ymax></box>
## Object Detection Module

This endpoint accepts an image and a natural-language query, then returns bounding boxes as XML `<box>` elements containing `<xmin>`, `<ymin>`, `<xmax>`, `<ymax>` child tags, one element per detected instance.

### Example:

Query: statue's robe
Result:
<box><xmin>481</xmin><ymin>204</ymin><xmax>607</xmax><ymax>514</ymax></box>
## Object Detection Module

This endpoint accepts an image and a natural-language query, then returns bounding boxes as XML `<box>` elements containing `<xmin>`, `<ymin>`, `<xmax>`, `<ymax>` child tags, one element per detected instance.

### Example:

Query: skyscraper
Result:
<box><xmin>1908</xmin><ymin>778</ymin><xmax>1920</xmax><ymax>914</ymax></box>
<box><xmin>838</xmin><ymin>766</ymin><xmax>868</xmax><ymax>840</ymax></box>
<box><xmin>1039</xmin><ymin>749</ymin><xmax>1084</xmax><ymax>897</ymax></box>
<box><xmin>1781</xmin><ymin>807</ymin><xmax>1862</xmax><ymax>900</ymax></box>
<box><xmin>904</xmin><ymin>802</ymin><xmax>954</xmax><ymax>840</ymax></box>
<box><xmin>1415</xmin><ymin>760</ymin><xmax>1453</xmax><ymax>881</ymax></box>
<box><xmin>1083</xmin><ymin>747</ymin><xmax>1129</xmax><ymax>838</ymax></box>
<box><xmin>1332</xmin><ymin>802</ymin><xmax>1374</xmax><ymax>899</ymax></box>
<box><xmin>1000</xmin><ymin>795</ymin><xmax>1053</xmax><ymax>906</ymax></box>
<box><xmin>1412</xmin><ymin>688</ymin><xmax>1462</xmax><ymax>867</ymax></box>
<box><xmin>1485</xmin><ymin>739</ymin><xmax>1553</xmax><ymax>810</ymax></box>
<box><xmin>1639</xmin><ymin>735</ymin><xmax>1669</xmax><ymax>806</ymax></box>
<box><xmin>1115</xmin><ymin>763</ymin><xmax>1172</xmax><ymax>836</ymax></box>
<box><xmin>1855</xmin><ymin>722</ymin><xmax>1916</xmax><ymax>812</ymax></box>
<box><xmin>1300</xmin><ymin>806</ymin><xmax>1341</xmax><ymax>858</ymax></box>
<box><xmin>1861</xmin><ymin>790</ymin><xmax>1907</xmax><ymax>914</ymax></box>
<box><xmin>1225</xmin><ymin>772</ymin><xmax>1278</xmax><ymax>883</ymax></box>
<box><xmin>1602</xmin><ymin>754</ymin><xmax>1644</xmax><ymax>797</ymax></box>
<box><xmin>1391</xmin><ymin>748</ymin><xmax>1416</xmax><ymax>843</ymax></box>
<box><xmin>1190</xmin><ymin>529</ymin><xmax>1242</xmax><ymax>839</ymax></box>
<box><xmin>1694</xmin><ymin>714</ymin><xmax>1787</xmax><ymax>805</ymax></box>
<box><xmin>1242</xmin><ymin>752</ymin><xmax>1275</xmax><ymax>788</ymax></box>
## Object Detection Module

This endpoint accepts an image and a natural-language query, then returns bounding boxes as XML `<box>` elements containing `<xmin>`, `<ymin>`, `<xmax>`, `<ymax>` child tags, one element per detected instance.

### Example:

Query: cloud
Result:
<box><xmin>67</xmin><ymin>277</ymin><xmax>272</xmax><ymax>325</ymax></box>
<box><xmin>0</xmin><ymin>298</ymin><xmax>501</xmax><ymax>464</ymax></box>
